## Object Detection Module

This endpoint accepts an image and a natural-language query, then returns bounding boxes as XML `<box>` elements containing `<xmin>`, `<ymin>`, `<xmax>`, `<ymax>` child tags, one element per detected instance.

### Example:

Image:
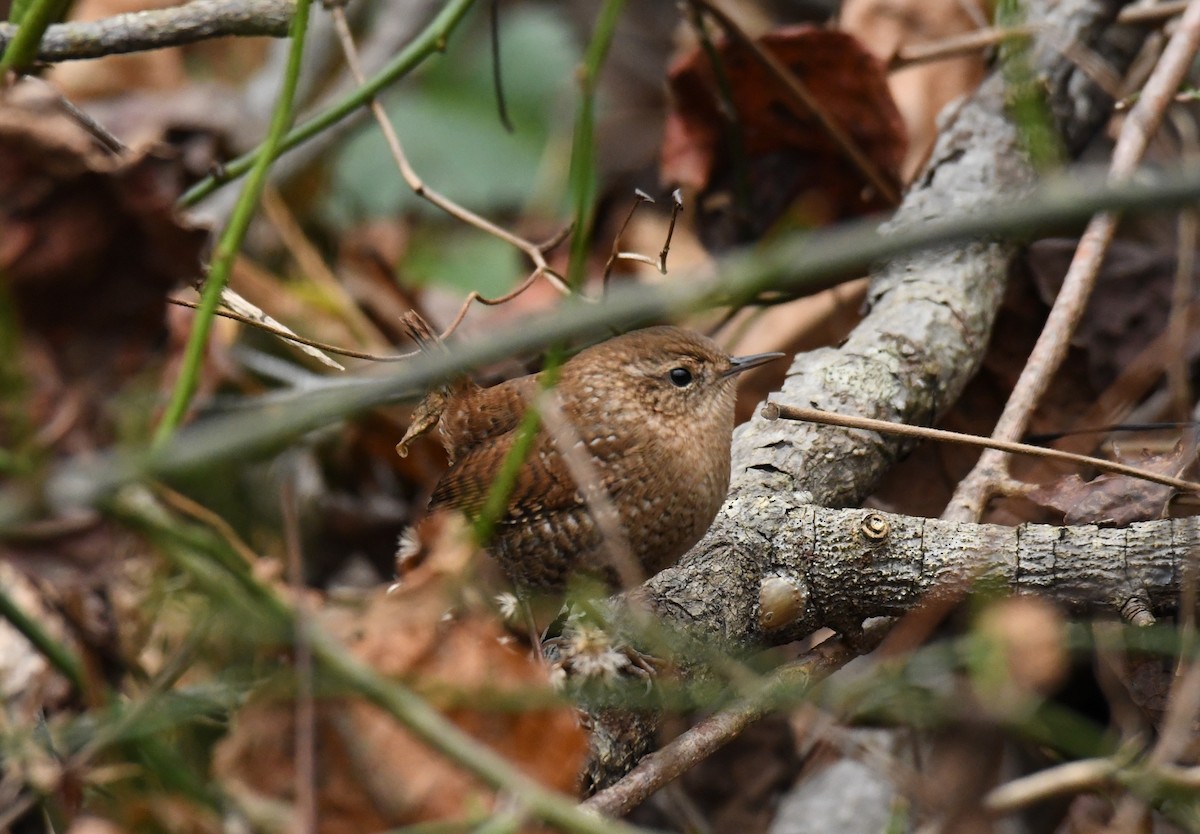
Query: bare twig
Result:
<box><xmin>944</xmin><ymin>0</ymin><xmax>1200</xmax><ymax>522</ymax></box>
<box><xmin>890</xmin><ymin>23</ymin><xmax>1040</xmax><ymax>71</ymax></box>
<box><xmin>598</xmin><ymin>188</ymin><xmax>683</xmax><ymax>289</ymax></box>
<box><xmin>583</xmin><ymin>630</ymin><xmax>875</xmax><ymax>817</ymax></box>
<box><xmin>1166</xmin><ymin>108</ymin><xmax>1199</xmax><ymax>419</ymax></box>
<box><xmin>602</xmin><ymin>190</ymin><xmax>656</xmax><ymax>287</ymax></box>
<box><xmin>658</xmin><ymin>188</ymin><xmax>684</xmax><ymax>273</ymax></box>
<box><xmin>986</xmin><ymin>757</ymin><xmax>1119</xmax><ymax>813</ymax></box>
<box><xmin>435</xmin><ymin>267</ymin><xmax>572</xmax><ymax>344</ymax></box>
<box><xmin>1120</xmin><ymin>0</ymin><xmax>1191</xmax><ymax>25</ymax></box>
<box><xmin>167</xmin><ymin>297</ymin><xmax>420</xmax><ymax>363</ymax></box>
<box><xmin>762</xmin><ymin>402</ymin><xmax>1200</xmax><ymax>494</ymax></box>
<box><xmin>19</xmin><ymin>76</ymin><xmax>128</xmax><ymax>153</ymax></box>
<box><xmin>986</xmin><ymin>751</ymin><xmax>1200</xmax><ymax>818</ymax></box>
<box><xmin>0</xmin><ymin>0</ymin><xmax>294</xmax><ymax>62</ymax></box>
<box><xmin>171</xmin><ymin>293</ymin><xmax>347</xmax><ymax>370</ymax></box>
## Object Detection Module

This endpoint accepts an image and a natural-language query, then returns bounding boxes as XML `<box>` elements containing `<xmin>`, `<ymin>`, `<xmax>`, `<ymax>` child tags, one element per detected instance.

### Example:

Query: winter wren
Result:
<box><xmin>399</xmin><ymin>326</ymin><xmax>783</xmax><ymax>592</ymax></box>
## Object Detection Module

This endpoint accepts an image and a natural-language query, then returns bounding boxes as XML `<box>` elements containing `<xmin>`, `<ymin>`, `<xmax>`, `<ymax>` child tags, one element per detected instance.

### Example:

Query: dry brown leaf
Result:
<box><xmin>0</xmin><ymin>91</ymin><xmax>210</xmax><ymax>452</ymax></box>
<box><xmin>0</xmin><ymin>95</ymin><xmax>207</xmax><ymax>718</ymax></box>
<box><xmin>215</xmin><ymin>520</ymin><xmax>586</xmax><ymax>831</ymax></box>
<box><xmin>1026</xmin><ymin>438</ymin><xmax>1196</xmax><ymax>526</ymax></box>
<box><xmin>0</xmin><ymin>94</ymin><xmax>207</xmax><ymax>339</ymax></box>
<box><xmin>1028</xmin><ymin>238</ymin><xmax>1187</xmax><ymax>390</ymax></box>
<box><xmin>662</xmin><ymin>25</ymin><xmax>906</xmax><ymax>249</ymax></box>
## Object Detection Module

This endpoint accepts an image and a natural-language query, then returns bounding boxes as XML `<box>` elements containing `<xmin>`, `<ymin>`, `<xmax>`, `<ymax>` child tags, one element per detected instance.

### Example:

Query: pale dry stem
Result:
<box><xmin>762</xmin><ymin>402</ymin><xmax>1200</xmax><ymax>494</ymax></box>
<box><xmin>536</xmin><ymin>389</ymin><xmax>643</xmax><ymax>592</ymax></box>
<box><xmin>889</xmin><ymin>3</ymin><xmax>1189</xmax><ymax>72</ymax></box>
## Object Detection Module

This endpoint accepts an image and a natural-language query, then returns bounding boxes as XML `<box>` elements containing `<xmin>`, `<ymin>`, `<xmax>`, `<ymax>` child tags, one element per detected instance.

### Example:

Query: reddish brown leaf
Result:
<box><xmin>662</xmin><ymin>26</ymin><xmax>906</xmax><ymax>248</ymax></box>
<box><xmin>215</xmin><ymin>519</ymin><xmax>587</xmax><ymax>830</ymax></box>
<box><xmin>0</xmin><ymin>94</ymin><xmax>207</xmax><ymax>340</ymax></box>
<box><xmin>0</xmin><ymin>93</ymin><xmax>209</xmax><ymax>453</ymax></box>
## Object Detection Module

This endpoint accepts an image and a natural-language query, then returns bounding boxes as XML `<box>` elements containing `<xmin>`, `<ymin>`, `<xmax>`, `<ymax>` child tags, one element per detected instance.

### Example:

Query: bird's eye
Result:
<box><xmin>668</xmin><ymin>367</ymin><xmax>693</xmax><ymax>388</ymax></box>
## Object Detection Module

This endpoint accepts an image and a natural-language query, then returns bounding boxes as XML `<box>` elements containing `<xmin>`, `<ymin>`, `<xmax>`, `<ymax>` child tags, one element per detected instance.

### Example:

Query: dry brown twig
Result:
<box><xmin>943</xmin><ymin>0</ymin><xmax>1200</xmax><ymax>522</ymax></box>
<box><xmin>761</xmin><ymin>402</ymin><xmax>1200</xmax><ymax>495</ymax></box>
<box><xmin>601</xmin><ymin>189</ymin><xmax>685</xmax><ymax>288</ymax></box>
<box><xmin>166</xmin><ymin>297</ymin><xmax>414</xmax><ymax>363</ymax></box>
<box><xmin>985</xmin><ymin>754</ymin><xmax>1200</xmax><ymax>816</ymax></box>
<box><xmin>1165</xmin><ymin>108</ymin><xmax>1200</xmax><ymax>418</ymax></box>
<box><xmin>328</xmin><ymin>6</ymin><xmax>577</xmax><ymax>343</ymax></box>
<box><xmin>985</xmin><ymin>757</ymin><xmax>1120</xmax><ymax>814</ymax></box>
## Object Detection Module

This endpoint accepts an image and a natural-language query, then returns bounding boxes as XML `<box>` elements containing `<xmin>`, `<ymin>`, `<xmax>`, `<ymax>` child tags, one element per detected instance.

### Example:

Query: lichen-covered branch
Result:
<box><xmin>642</xmin><ymin>503</ymin><xmax>1188</xmax><ymax>645</ymax></box>
<box><xmin>0</xmin><ymin>0</ymin><xmax>293</xmax><ymax>63</ymax></box>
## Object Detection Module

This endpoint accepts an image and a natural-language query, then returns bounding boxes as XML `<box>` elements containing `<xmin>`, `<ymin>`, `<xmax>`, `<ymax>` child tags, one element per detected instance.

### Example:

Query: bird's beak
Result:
<box><xmin>722</xmin><ymin>351</ymin><xmax>786</xmax><ymax>378</ymax></box>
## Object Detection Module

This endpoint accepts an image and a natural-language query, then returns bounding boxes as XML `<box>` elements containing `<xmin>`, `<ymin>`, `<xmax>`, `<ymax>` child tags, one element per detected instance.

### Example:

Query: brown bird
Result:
<box><xmin>398</xmin><ymin>326</ymin><xmax>783</xmax><ymax>592</ymax></box>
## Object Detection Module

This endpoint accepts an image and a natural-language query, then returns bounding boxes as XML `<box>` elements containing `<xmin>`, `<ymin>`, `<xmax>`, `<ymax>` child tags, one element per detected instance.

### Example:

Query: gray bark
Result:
<box><xmin>0</xmin><ymin>0</ymin><xmax>294</xmax><ymax>62</ymax></box>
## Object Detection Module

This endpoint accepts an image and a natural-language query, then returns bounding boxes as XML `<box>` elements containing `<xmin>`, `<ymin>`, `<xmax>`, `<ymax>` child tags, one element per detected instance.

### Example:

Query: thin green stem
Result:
<box><xmin>6</xmin><ymin>0</ymin><xmax>31</xmax><ymax>24</ymax></box>
<box><xmin>565</xmin><ymin>0</ymin><xmax>625</xmax><ymax>290</ymax></box>
<box><xmin>154</xmin><ymin>0</ymin><xmax>313</xmax><ymax>444</ymax></box>
<box><xmin>179</xmin><ymin>0</ymin><xmax>478</xmax><ymax>209</ymax></box>
<box><xmin>0</xmin><ymin>0</ymin><xmax>69</xmax><ymax>70</ymax></box>
<box><xmin>0</xmin><ymin>584</ymin><xmax>86</xmax><ymax>692</ymax></box>
<box><xmin>472</xmin><ymin>356</ymin><xmax>562</xmax><ymax>544</ymax></box>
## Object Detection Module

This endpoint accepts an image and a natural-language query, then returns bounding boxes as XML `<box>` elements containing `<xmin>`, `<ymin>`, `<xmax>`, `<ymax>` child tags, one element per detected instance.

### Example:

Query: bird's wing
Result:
<box><xmin>438</xmin><ymin>375</ymin><xmax>540</xmax><ymax>461</ymax></box>
<box><xmin>429</xmin><ymin>428</ymin><xmax>584</xmax><ymax>521</ymax></box>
